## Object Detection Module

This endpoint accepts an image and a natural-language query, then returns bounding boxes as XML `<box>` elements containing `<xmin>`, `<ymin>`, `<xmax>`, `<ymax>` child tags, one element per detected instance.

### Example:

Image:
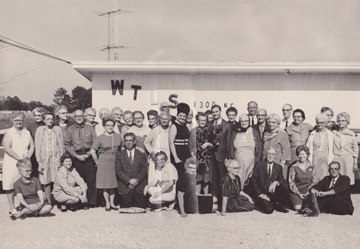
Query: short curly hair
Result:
<box><xmin>295</xmin><ymin>145</ymin><xmax>310</xmax><ymax>157</ymax></box>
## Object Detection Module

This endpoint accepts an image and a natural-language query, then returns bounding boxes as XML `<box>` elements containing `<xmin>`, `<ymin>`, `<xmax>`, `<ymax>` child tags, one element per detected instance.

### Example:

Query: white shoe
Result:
<box><xmin>9</xmin><ymin>209</ymin><xmax>19</xmax><ymax>215</ymax></box>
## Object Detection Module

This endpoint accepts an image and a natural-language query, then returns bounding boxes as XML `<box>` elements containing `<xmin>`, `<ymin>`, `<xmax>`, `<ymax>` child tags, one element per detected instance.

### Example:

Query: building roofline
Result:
<box><xmin>71</xmin><ymin>61</ymin><xmax>360</xmax><ymax>81</ymax></box>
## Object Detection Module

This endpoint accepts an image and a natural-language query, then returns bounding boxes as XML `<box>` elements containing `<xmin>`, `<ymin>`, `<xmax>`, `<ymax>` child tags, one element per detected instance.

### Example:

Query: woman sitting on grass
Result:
<box><xmin>11</xmin><ymin>158</ymin><xmax>52</xmax><ymax>220</ymax></box>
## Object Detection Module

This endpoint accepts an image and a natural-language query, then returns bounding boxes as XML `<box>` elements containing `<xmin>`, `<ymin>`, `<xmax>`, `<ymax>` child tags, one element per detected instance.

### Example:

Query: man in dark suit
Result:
<box><xmin>310</xmin><ymin>161</ymin><xmax>354</xmax><ymax>215</ymax></box>
<box><xmin>210</xmin><ymin>104</ymin><xmax>232</xmax><ymax>197</ymax></box>
<box><xmin>115</xmin><ymin>132</ymin><xmax>148</xmax><ymax>208</ymax></box>
<box><xmin>251</xmin><ymin>147</ymin><xmax>289</xmax><ymax>214</ymax></box>
<box><xmin>252</xmin><ymin>108</ymin><xmax>270</xmax><ymax>141</ymax></box>
<box><xmin>247</xmin><ymin>101</ymin><xmax>258</xmax><ymax>126</ymax></box>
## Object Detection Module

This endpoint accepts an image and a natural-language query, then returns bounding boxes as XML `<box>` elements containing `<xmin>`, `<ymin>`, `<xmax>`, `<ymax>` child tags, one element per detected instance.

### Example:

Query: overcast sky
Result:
<box><xmin>0</xmin><ymin>0</ymin><xmax>359</xmax><ymax>104</ymax></box>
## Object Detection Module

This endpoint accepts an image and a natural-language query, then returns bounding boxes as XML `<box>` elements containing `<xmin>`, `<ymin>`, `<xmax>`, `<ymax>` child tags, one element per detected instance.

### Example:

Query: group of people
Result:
<box><xmin>1</xmin><ymin>100</ymin><xmax>357</xmax><ymax>220</ymax></box>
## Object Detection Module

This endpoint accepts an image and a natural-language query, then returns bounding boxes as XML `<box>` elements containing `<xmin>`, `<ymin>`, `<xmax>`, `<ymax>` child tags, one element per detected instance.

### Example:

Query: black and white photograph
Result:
<box><xmin>0</xmin><ymin>1</ymin><xmax>360</xmax><ymax>248</ymax></box>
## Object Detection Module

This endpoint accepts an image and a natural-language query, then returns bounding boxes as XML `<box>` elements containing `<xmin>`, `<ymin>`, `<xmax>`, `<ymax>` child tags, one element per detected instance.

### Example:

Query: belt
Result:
<box><xmin>75</xmin><ymin>148</ymin><xmax>90</xmax><ymax>153</ymax></box>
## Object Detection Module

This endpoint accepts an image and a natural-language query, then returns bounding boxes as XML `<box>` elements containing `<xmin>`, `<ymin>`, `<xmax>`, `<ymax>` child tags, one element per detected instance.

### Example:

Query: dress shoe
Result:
<box><xmin>60</xmin><ymin>205</ymin><xmax>67</xmax><ymax>212</ymax></box>
<box><xmin>110</xmin><ymin>206</ymin><xmax>119</xmax><ymax>211</ymax></box>
<box><xmin>69</xmin><ymin>205</ymin><xmax>77</xmax><ymax>212</ymax></box>
<box><xmin>83</xmin><ymin>205</ymin><xmax>90</xmax><ymax>210</ymax></box>
<box><xmin>89</xmin><ymin>204</ymin><xmax>97</xmax><ymax>208</ymax></box>
<box><xmin>105</xmin><ymin>208</ymin><xmax>111</xmax><ymax>212</ymax></box>
<box><xmin>275</xmin><ymin>203</ymin><xmax>289</xmax><ymax>213</ymax></box>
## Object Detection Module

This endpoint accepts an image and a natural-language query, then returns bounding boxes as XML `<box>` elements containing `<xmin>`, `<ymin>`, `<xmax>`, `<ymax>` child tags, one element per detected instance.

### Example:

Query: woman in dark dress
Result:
<box><xmin>169</xmin><ymin>102</ymin><xmax>191</xmax><ymax>177</ymax></box>
<box><xmin>91</xmin><ymin>117</ymin><xmax>123</xmax><ymax>211</ymax></box>
<box><xmin>289</xmin><ymin>145</ymin><xmax>316</xmax><ymax>213</ymax></box>
<box><xmin>220</xmin><ymin>159</ymin><xmax>254</xmax><ymax>216</ymax></box>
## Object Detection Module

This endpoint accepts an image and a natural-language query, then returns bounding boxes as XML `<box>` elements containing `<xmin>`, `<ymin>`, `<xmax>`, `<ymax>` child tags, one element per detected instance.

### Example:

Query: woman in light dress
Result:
<box><xmin>35</xmin><ymin>112</ymin><xmax>64</xmax><ymax>204</ymax></box>
<box><xmin>2</xmin><ymin>111</ymin><xmax>34</xmax><ymax>214</ymax></box>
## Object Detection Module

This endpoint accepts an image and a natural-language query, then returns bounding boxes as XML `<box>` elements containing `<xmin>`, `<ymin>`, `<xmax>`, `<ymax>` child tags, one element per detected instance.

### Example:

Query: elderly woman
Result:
<box><xmin>143</xmin><ymin>151</ymin><xmax>178</xmax><ymax>209</ymax></box>
<box><xmin>11</xmin><ymin>158</ymin><xmax>52</xmax><ymax>220</ymax></box>
<box><xmin>332</xmin><ymin>112</ymin><xmax>358</xmax><ymax>185</ymax></box>
<box><xmin>262</xmin><ymin>113</ymin><xmax>291</xmax><ymax>178</ymax></box>
<box><xmin>189</xmin><ymin>112</ymin><xmax>221</xmax><ymax>194</ymax></box>
<box><xmin>205</xmin><ymin>110</ymin><xmax>214</xmax><ymax>125</ymax></box>
<box><xmin>91</xmin><ymin>116</ymin><xmax>123</xmax><ymax>211</ymax></box>
<box><xmin>147</xmin><ymin>110</ymin><xmax>159</xmax><ymax>129</ymax></box>
<box><xmin>127</xmin><ymin>111</ymin><xmax>151</xmax><ymax>153</ymax></box>
<box><xmin>54</xmin><ymin>105</ymin><xmax>72</xmax><ymax>136</ymax></box>
<box><xmin>35</xmin><ymin>112</ymin><xmax>64</xmax><ymax>204</ymax></box>
<box><xmin>120</xmin><ymin>110</ymin><xmax>133</xmax><ymax>137</ymax></box>
<box><xmin>306</xmin><ymin>113</ymin><xmax>334</xmax><ymax>183</ymax></box>
<box><xmin>111</xmin><ymin>107</ymin><xmax>124</xmax><ymax>134</ymax></box>
<box><xmin>226</xmin><ymin>107</ymin><xmax>238</xmax><ymax>125</ymax></box>
<box><xmin>84</xmin><ymin>107</ymin><xmax>97</xmax><ymax>127</ymax></box>
<box><xmin>220</xmin><ymin>159</ymin><xmax>254</xmax><ymax>216</ymax></box>
<box><xmin>27</xmin><ymin>107</ymin><xmax>46</xmax><ymax>177</ymax></box>
<box><xmin>169</xmin><ymin>102</ymin><xmax>191</xmax><ymax>176</ymax></box>
<box><xmin>95</xmin><ymin>108</ymin><xmax>111</xmax><ymax>136</ymax></box>
<box><xmin>228</xmin><ymin>114</ymin><xmax>261</xmax><ymax>188</ymax></box>
<box><xmin>288</xmin><ymin>145</ymin><xmax>316</xmax><ymax>213</ymax></box>
<box><xmin>3</xmin><ymin>111</ymin><xmax>34</xmax><ymax>214</ymax></box>
<box><xmin>321</xmin><ymin>106</ymin><xmax>339</xmax><ymax>131</ymax></box>
<box><xmin>285</xmin><ymin>109</ymin><xmax>313</xmax><ymax>162</ymax></box>
<box><xmin>52</xmin><ymin>152</ymin><xmax>87</xmax><ymax>212</ymax></box>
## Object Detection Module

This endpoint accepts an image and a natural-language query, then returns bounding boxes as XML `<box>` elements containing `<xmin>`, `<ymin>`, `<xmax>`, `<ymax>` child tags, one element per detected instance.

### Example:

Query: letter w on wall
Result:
<box><xmin>111</xmin><ymin>80</ymin><xmax>124</xmax><ymax>95</ymax></box>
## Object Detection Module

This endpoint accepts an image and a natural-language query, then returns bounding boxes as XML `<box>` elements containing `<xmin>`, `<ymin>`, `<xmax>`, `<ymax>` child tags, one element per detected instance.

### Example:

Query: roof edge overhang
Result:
<box><xmin>71</xmin><ymin>61</ymin><xmax>360</xmax><ymax>82</ymax></box>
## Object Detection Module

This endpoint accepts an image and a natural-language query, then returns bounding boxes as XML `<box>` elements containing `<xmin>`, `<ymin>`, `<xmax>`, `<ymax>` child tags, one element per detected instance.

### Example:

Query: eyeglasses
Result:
<box><xmin>87</xmin><ymin>115</ymin><xmax>96</xmax><ymax>117</ymax></box>
<box><xmin>13</xmin><ymin>119</ymin><xmax>23</xmax><ymax>122</ymax></box>
<box><xmin>75</xmin><ymin>115</ymin><xmax>83</xmax><ymax>118</ymax></box>
<box><xmin>228</xmin><ymin>167</ymin><xmax>240</xmax><ymax>170</ymax></box>
<box><xmin>293</xmin><ymin>116</ymin><xmax>302</xmax><ymax>119</ymax></box>
<box><xmin>156</xmin><ymin>158</ymin><xmax>166</xmax><ymax>162</ymax></box>
<box><xmin>329</xmin><ymin>168</ymin><xmax>339</xmax><ymax>171</ymax></box>
<box><xmin>59</xmin><ymin>112</ymin><xmax>68</xmax><ymax>114</ymax></box>
<box><xmin>282</xmin><ymin>109</ymin><xmax>292</xmax><ymax>111</ymax></box>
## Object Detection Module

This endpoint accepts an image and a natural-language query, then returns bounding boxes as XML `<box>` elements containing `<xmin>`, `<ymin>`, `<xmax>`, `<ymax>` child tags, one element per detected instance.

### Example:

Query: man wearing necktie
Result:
<box><xmin>280</xmin><ymin>103</ymin><xmax>293</xmax><ymax>130</ymax></box>
<box><xmin>247</xmin><ymin>101</ymin><xmax>258</xmax><ymax>127</ymax></box>
<box><xmin>115</xmin><ymin>132</ymin><xmax>147</xmax><ymax>208</ymax></box>
<box><xmin>310</xmin><ymin>161</ymin><xmax>354</xmax><ymax>215</ymax></box>
<box><xmin>210</xmin><ymin>104</ymin><xmax>232</xmax><ymax>197</ymax></box>
<box><xmin>251</xmin><ymin>147</ymin><xmax>289</xmax><ymax>214</ymax></box>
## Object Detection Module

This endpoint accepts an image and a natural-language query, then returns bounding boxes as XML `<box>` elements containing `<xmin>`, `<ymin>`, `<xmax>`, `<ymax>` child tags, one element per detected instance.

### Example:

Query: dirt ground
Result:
<box><xmin>0</xmin><ymin>190</ymin><xmax>360</xmax><ymax>249</ymax></box>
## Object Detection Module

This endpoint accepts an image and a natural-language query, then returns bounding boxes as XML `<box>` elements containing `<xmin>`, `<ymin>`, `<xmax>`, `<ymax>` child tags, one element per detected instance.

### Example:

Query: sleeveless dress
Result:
<box><xmin>171</xmin><ymin>122</ymin><xmax>191</xmax><ymax>176</ymax></box>
<box><xmin>91</xmin><ymin>133</ymin><xmax>122</xmax><ymax>189</ymax></box>
<box><xmin>234</xmin><ymin>128</ymin><xmax>255</xmax><ymax>188</ymax></box>
<box><xmin>2</xmin><ymin>127</ymin><xmax>32</xmax><ymax>190</ymax></box>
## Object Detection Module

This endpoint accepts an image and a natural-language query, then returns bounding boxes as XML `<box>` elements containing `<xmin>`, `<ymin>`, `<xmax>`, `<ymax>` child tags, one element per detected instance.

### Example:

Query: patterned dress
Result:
<box><xmin>35</xmin><ymin>126</ymin><xmax>64</xmax><ymax>185</ymax></box>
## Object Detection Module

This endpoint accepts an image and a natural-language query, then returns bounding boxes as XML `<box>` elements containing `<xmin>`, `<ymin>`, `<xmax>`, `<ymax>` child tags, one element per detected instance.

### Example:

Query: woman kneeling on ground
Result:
<box><xmin>52</xmin><ymin>152</ymin><xmax>87</xmax><ymax>212</ymax></box>
<box><xmin>220</xmin><ymin>159</ymin><xmax>255</xmax><ymax>216</ymax></box>
<box><xmin>11</xmin><ymin>158</ymin><xmax>52</xmax><ymax>220</ymax></box>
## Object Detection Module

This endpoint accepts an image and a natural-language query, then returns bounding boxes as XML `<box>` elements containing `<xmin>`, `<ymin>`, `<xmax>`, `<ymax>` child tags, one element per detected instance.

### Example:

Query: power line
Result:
<box><xmin>0</xmin><ymin>36</ymin><xmax>71</xmax><ymax>64</ymax></box>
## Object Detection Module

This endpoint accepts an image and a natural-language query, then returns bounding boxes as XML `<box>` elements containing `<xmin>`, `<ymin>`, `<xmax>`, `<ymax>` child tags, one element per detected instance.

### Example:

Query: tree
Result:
<box><xmin>52</xmin><ymin>86</ymin><xmax>92</xmax><ymax>112</ymax></box>
<box><xmin>0</xmin><ymin>96</ymin><xmax>27</xmax><ymax>110</ymax></box>
<box><xmin>71</xmin><ymin>86</ymin><xmax>92</xmax><ymax>111</ymax></box>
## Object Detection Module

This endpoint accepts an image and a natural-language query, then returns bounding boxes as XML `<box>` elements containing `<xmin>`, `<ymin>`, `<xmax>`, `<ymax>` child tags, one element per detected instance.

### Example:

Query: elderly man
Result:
<box><xmin>253</xmin><ymin>108</ymin><xmax>270</xmax><ymax>141</ymax></box>
<box><xmin>111</xmin><ymin>107</ymin><xmax>125</xmax><ymax>134</ymax></box>
<box><xmin>211</xmin><ymin>104</ymin><xmax>232</xmax><ymax>197</ymax></box>
<box><xmin>251</xmin><ymin>147</ymin><xmax>289</xmax><ymax>214</ymax></box>
<box><xmin>115</xmin><ymin>132</ymin><xmax>147</xmax><ymax>208</ymax></box>
<box><xmin>64</xmin><ymin>109</ymin><xmax>97</xmax><ymax>209</ymax></box>
<box><xmin>310</xmin><ymin>161</ymin><xmax>354</xmax><ymax>216</ymax></box>
<box><xmin>247</xmin><ymin>101</ymin><xmax>258</xmax><ymax>126</ymax></box>
<box><xmin>84</xmin><ymin>107</ymin><xmax>98</xmax><ymax>127</ymax></box>
<box><xmin>160</xmin><ymin>101</ymin><xmax>176</xmax><ymax>123</ymax></box>
<box><xmin>144</xmin><ymin>112</ymin><xmax>171</xmax><ymax>182</ymax></box>
<box><xmin>280</xmin><ymin>103</ymin><xmax>293</xmax><ymax>130</ymax></box>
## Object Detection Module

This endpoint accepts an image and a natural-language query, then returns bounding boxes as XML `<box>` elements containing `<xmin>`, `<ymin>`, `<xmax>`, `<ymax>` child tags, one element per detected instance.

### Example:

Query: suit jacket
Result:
<box><xmin>251</xmin><ymin>160</ymin><xmax>286</xmax><ymax>197</ymax></box>
<box><xmin>213</xmin><ymin>118</ymin><xmax>232</xmax><ymax>162</ymax></box>
<box><xmin>312</xmin><ymin>174</ymin><xmax>354</xmax><ymax>214</ymax></box>
<box><xmin>253</xmin><ymin>121</ymin><xmax>271</xmax><ymax>141</ymax></box>
<box><xmin>247</xmin><ymin>115</ymin><xmax>257</xmax><ymax>127</ymax></box>
<box><xmin>115</xmin><ymin>149</ymin><xmax>148</xmax><ymax>195</ymax></box>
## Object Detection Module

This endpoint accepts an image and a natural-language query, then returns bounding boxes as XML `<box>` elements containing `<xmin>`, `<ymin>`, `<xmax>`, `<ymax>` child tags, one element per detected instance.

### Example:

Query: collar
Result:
<box><xmin>215</xmin><ymin>118</ymin><xmax>222</xmax><ymax>125</ymax></box>
<box><xmin>75</xmin><ymin>122</ymin><xmax>84</xmax><ymax>128</ymax></box>
<box><xmin>331</xmin><ymin>175</ymin><xmax>340</xmax><ymax>182</ymax></box>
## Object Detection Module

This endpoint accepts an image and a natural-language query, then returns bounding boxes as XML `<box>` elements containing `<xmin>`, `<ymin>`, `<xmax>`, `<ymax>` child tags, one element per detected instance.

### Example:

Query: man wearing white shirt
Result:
<box><xmin>247</xmin><ymin>101</ymin><xmax>258</xmax><ymax>126</ymax></box>
<box><xmin>115</xmin><ymin>132</ymin><xmax>147</xmax><ymax>208</ymax></box>
<box><xmin>280</xmin><ymin>103</ymin><xmax>293</xmax><ymax>130</ymax></box>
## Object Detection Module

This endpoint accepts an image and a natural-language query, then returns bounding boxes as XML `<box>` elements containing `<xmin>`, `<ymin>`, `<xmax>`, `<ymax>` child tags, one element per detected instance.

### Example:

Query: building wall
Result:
<box><xmin>92</xmin><ymin>72</ymin><xmax>360</xmax><ymax>128</ymax></box>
